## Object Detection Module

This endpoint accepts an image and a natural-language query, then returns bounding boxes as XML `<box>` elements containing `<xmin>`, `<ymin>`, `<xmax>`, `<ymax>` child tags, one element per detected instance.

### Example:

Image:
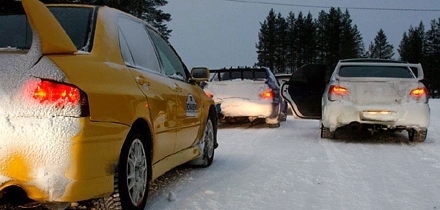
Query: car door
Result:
<box><xmin>281</xmin><ymin>64</ymin><xmax>327</xmax><ymax>119</ymax></box>
<box><xmin>118</xmin><ymin>17</ymin><xmax>177</xmax><ymax>163</ymax></box>
<box><xmin>146</xmin><ymin>27</ymin><xmax>203</xmax><ymax>153</ymax></box>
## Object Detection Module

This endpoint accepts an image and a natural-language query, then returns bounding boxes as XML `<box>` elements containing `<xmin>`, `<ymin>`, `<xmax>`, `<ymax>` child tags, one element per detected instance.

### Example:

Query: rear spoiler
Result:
<box><xmin>334</xmin><ymin>62</ymin><xmax>424</xmax><ymax>80</ymax></box>
<box><xmin>22</xmin><ymin>0</ymin><xmax>77</xmax><ymax>54</ymax></box>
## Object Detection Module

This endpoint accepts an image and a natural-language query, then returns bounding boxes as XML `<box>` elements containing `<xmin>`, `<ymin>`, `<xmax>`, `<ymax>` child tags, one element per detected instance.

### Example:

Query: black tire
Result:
<box><xmin>321</xmin><ymin>126</ymin><xmax>335</xmax><ymax>139</ymax></box>
<box><xmin>119</xmin><ymin>132</ymin><xmax>150</xmax><ymax>209</ymax></box>
<box><xmin>268</xmin><ymin>122</ymin><xmax>280</xmax><ymax>128</ymax></box>
<box><xmin>408</xmin><ymin>129</ymin><xmax>427</xmax><ymax>142</ymax></box>
<box><xmin>190</xmin><ymin>118</ymin><xmax>215</xmax><ymax>167</ymax></box>
<box><xmin>279</xmin><ymin>112</ymin><xmax>287</xmax><ymax>122</ymax></box>
<box><xmin>94</xmin><ymin>132</ymin><xmax>150</xmax><ymax>210</ymax></box>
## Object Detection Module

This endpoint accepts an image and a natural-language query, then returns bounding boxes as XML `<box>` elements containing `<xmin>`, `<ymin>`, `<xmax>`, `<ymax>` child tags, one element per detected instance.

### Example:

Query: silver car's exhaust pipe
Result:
<box><xmin>349</xmin><ymin>122</ymin><xmax>361</xmax><ymax>131</ymax></box>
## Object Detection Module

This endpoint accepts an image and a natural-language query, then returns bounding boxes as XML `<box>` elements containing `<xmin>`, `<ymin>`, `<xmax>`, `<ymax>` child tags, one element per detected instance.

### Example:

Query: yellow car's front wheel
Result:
<box><xmin>190</xmin><ymin>118</ymin><xmax>215</xmax><ymax>167</ymax></box>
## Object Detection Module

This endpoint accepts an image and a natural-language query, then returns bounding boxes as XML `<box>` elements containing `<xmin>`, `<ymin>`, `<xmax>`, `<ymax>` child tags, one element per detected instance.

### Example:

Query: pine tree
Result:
<box><xmin>314</xmin><ymin>7</ymin><xmax>364</xmax><ymax>80</ymax></box>
<box><xmin>325</xmin><ymin>7</ymin><xmax>343</xmax><ymax>66</ymax></box>
<box><xmin>294</xmin><ymin>12</ymin><xmax>306</xmax><ymax>68</ymax></box>
<box><xmin>294</xmin><ymin>12</ymin><xmax>317</xmax><ymax>69</ymax></box>
<box><xmin>398</xmin><ymin>22</ymin><xmax>426</xmax><ymax>63</ymax></box>
<box><xmin>302</xmin><ymin>12</ymin><xmax>317</xmax><ymax>65</ymax></box>
<box><xmin>369</xmin><ymin>29</ymin><xmax>394</xmax><ymax>59</ymax></box>
<box><xmin>256</xmin><ymin>9</ymin><xmax>277</xmax><ymax>71</ymax></box>
<box><xmin>340</xmin><ymin>9</ymin><xmax>365</xmax><ymax>59</ymax></box>
<box><xmin>315</xmin><ymin>10</ymin><xmax>328</xmax><ymax>63</ymax></box>
<box><xmin>274</xmin><ymin>12</ymin><xmax>288</xmax><ymax>73</ymax></box>
<box><xmin>40</xmin><ymin>0</ymin><xmax>172</xmax><ymax>39</ymax></box>
<box><xmin>425</xmin><ymin>18</ymin><xmax>440</xmax><ymax>97</ymax></box>
<box><xmin>398</xmin><ymin>31</ymin><xmax>411</xmax><ymax>62</ymax></box>
<box><xmin>285</xmin><ymin>12</ymin><xmax>296</xmax><ymax>73</ymax></box>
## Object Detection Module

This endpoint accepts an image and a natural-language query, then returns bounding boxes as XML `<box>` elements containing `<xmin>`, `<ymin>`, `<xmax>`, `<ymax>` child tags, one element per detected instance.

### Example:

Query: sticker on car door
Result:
<box><xmin>186</xmin><ymin>94</ymin><xmax>197</xmax><ymax>117</ymax></box>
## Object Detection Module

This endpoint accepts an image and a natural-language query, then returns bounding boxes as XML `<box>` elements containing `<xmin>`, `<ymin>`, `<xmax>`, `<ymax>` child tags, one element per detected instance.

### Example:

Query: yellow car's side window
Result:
<box><xmin>117</xmin><ymin>17</ymin><xmax>160</xmax><ymax>73</ymax></box>
<box><xmin>146</xmin><ymin>27</ymin><xmax>188</xmax><ymax>81</ymax></box>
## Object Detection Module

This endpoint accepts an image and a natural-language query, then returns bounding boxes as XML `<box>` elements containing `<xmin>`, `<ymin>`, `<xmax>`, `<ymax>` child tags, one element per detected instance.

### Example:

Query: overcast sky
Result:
<box><xmin>162</xmin><ymin>0</ymin><xmax>440</xmax><ymax>69</ymax></box>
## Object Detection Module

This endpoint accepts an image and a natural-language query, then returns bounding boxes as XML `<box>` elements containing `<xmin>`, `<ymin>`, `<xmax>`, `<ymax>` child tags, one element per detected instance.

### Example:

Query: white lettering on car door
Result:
<box><xmin>186</xmin><ymin>94</ymin><xmax>197</xmax><ymax>117</ymax></box>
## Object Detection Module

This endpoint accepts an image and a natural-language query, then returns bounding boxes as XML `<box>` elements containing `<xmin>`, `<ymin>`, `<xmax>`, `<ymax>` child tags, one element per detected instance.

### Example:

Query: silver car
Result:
<box><xmin>282</xmin><ymin>59</ymin><xmax>430</xmax><ymax>142</ymax></box>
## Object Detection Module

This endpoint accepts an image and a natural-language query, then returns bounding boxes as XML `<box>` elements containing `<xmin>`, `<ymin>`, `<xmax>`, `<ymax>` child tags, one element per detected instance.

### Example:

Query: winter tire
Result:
<box><xmin>408</xmin><ymin>129</ymin><xmax>427</xmax><ymax>142</ymax></box>
<box><xmin>268</xmin><ymin>122</ymin><xmax>280</xmax><ymax>128</ymax></box>
<box><xmin>279</xmin><ymin>112</ymin><xmax>287</xmax><ymax>122</ymax></box>
<box><xmin>94</xmin><ymin>132</ymin><xmax>150</xmax><ymax>210</ymax></box>
<box><xmin>190</xmin><ymin>118</ymin><xmax>215</xmax><ymax>167</ymax></box>
<box><xmin>321</xmin><ymin>126</ymin><xmax>335</xmax><ymax>139</ymax></box>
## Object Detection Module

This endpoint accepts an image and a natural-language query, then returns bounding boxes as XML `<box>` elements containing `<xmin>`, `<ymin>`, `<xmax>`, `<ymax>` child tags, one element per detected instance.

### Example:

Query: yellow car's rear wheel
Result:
<box><xmin>118</xmin><ymin>133</ymin><xmax>149</xmax><ymax>209</ymax></box>
<box><xmin>93</xmin><ymin>132</ymin><xmax>150</xmax><ymax>210</ymax></box>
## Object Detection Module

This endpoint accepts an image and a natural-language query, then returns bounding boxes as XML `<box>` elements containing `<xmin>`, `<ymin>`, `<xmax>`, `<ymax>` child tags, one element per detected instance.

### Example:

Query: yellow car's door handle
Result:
<box><xmin>136</xmin><ymin>76</ymin><xmax>149</xmax><ymax>86</ymax></box>
<box><xmin>174</xmin><ymin>84</ymin><xmax>183</xmax><ymax>95</ymax></box>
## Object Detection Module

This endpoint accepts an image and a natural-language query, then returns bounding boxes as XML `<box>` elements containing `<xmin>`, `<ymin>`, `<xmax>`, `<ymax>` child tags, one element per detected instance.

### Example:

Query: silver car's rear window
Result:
<box><xmin>338</xmin><ymin>66</ymin><xmax>416</xmax><ymax>78</ymax></box>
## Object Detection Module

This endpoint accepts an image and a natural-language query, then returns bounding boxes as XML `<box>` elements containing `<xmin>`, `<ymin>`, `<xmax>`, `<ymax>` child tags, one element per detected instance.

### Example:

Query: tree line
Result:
<box><xmin>256</xmin><ymin>8</ymin><xmax>440</xmax><ymax>96</ymax></box>
<box><xmin>38</xmin><ymin>0</ymin><xmax>172</xmax><ymax>39</ymax></box>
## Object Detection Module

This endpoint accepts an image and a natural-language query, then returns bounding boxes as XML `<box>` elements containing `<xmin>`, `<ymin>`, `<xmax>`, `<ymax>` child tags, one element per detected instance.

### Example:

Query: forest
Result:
<box><xmin>256</xmin><ymin>8</ymin><xmax>440</xmax><ymax>97</ymax></box>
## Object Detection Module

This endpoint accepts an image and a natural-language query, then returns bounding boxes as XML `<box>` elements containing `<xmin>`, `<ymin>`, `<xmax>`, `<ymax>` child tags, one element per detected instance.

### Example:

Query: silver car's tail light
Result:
<box><xmin>410</xmin><ymin>87</ymin><xmax>428</xmax><ymax>103</ymax></box>
<box><xmin>328</xmin><ymin>85</ymin><xmax>348</xmax><ymax>101</ymax></box>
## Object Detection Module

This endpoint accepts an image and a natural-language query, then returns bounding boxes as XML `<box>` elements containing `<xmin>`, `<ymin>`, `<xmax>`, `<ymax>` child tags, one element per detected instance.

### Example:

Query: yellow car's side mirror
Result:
<box><xmin>191</xmin><ymin>67</ymin><xmax>210</xmax><ymax>82</ymax></box>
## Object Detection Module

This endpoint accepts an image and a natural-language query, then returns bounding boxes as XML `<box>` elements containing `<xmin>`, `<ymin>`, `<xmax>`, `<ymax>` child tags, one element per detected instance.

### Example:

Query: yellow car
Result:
<box><xmin>0</xmin><ymin>0</ymin><xmax>217</xmax><ymax>209</ymax></box>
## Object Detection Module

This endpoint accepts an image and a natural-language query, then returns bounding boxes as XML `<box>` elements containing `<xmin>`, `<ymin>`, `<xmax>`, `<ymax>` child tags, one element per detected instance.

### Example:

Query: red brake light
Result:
<box><xmin>261</xmin><ymin>90</ymin><xmax>274</xmax><ymax>99</ymax></box>
<box><xmin>328</xmin><ymin>85</ymin><xmax>348</xmax><ymax>101</ymax></box>
<box><xmin>33</xmin><ymin>81</ymin><xmax>80</xmax><ymax>105</ymax></box>
<box><xmin>330</xmin><ymin>86</ymin><xmax>348</xmax><ymax>95</ymax></box>
<box><xmin>410</xmin><ymin>87</ymin><xmax>428</xmax><ymax>103</ymax></box>
<box><xmin>410</xmin><ymin>88</ymin><xmax>426</xmax><ymax>97</ymax></box>
<box><xmin>205</xmin><ymin>92</ymin><xmax>213</xmax><ymax>98</ymax></box>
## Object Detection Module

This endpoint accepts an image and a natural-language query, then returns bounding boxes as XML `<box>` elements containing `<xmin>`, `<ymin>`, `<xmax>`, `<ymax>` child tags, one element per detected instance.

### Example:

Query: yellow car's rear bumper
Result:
<box><xmin>0</xmin><ymin>117</ymin><xmax>129</xmax><ymax>202</ymax></box>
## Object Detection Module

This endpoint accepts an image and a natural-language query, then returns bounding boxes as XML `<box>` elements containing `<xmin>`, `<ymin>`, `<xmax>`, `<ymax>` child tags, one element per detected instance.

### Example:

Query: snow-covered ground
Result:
<box><xmin>146</xmin><ymin>99</ymin><xmax>440</xmax><ymax>210</ymax></box>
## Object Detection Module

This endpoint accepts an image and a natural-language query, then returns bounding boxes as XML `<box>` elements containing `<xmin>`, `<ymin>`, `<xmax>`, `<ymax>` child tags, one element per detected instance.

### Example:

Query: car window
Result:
<box><xmin>48</xmin><ymin>7</ymin><xmax>94</xmax><ymax>51</ymax></box>
<box><xmin>254</xmin><ymin>70</ymin><xmax>267</xmax><ymax>80</ymax></box>
<box><xmin>242</xmin><ymin>71</ymin><xmax>253</xmax><ymax>79</ymax></box>
<box><xmin>146</xmin><ymin>27</ymin><xmax>188</xmax><ymax>81</ymax></box>
<box><xmin>212</xmin><ymin>69</ymin><xmax>268</xmax><ymax>81</ymax></box>
<box><xmin>118</xmin><ymin>29</ymin><xmax>135</xmax><ymax>66</ymax></box>
<box><xmin>0</xmin><ymin>13</ymin><xmax>32</xmax><ymax>50</ymax></box>
<box><xmin>231</xmin><ymin>71</ymin><xmax>241</xmax><ymax>80</ymax></box>
<box><xmin>118</xmin><ymin>17</ymin><xmax>160</xmax><ymax>72</ymax></box>
<box><xmin>0</xmin><ymin>6</ymin><xmax>94</xmax><ymax>51</ymax></box>
<box><xmin>339</xmin><ymin>66</ymin><xmax>415</xmax><ymax>78</ymax></box>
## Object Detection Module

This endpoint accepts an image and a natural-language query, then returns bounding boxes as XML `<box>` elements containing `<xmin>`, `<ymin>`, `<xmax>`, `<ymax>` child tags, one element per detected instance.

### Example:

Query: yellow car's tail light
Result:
<box><xmin>32</xmin><ymin>80</ymin><xmax>90</xmax><ymax>116</ymax></box>
<box><xmin>33</xmin><ymin>80</ymin><xmax>80</xmax><ymax>105</ymax></box>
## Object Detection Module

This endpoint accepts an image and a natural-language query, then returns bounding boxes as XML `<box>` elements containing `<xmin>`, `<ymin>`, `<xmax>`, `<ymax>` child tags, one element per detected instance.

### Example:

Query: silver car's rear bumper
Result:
<box><xmin>322</xmin><ymin>101</ymin><xmax>430</xmax><ymax>132</ymax></box>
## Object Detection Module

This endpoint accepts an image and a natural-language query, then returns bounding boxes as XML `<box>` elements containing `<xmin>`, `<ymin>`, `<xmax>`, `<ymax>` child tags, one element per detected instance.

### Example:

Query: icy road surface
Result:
<box><xmin>146</xmin><ymin>99</ymin><xmax>440</xmax><ymax>210</ymax></box>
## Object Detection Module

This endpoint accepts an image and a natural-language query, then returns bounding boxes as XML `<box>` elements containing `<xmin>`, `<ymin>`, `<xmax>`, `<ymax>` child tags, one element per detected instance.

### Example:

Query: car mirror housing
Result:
<box><xmin>191</xmin><ymin>67</ymin><xmax>210</xmax><ymax>82</ymax></box>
